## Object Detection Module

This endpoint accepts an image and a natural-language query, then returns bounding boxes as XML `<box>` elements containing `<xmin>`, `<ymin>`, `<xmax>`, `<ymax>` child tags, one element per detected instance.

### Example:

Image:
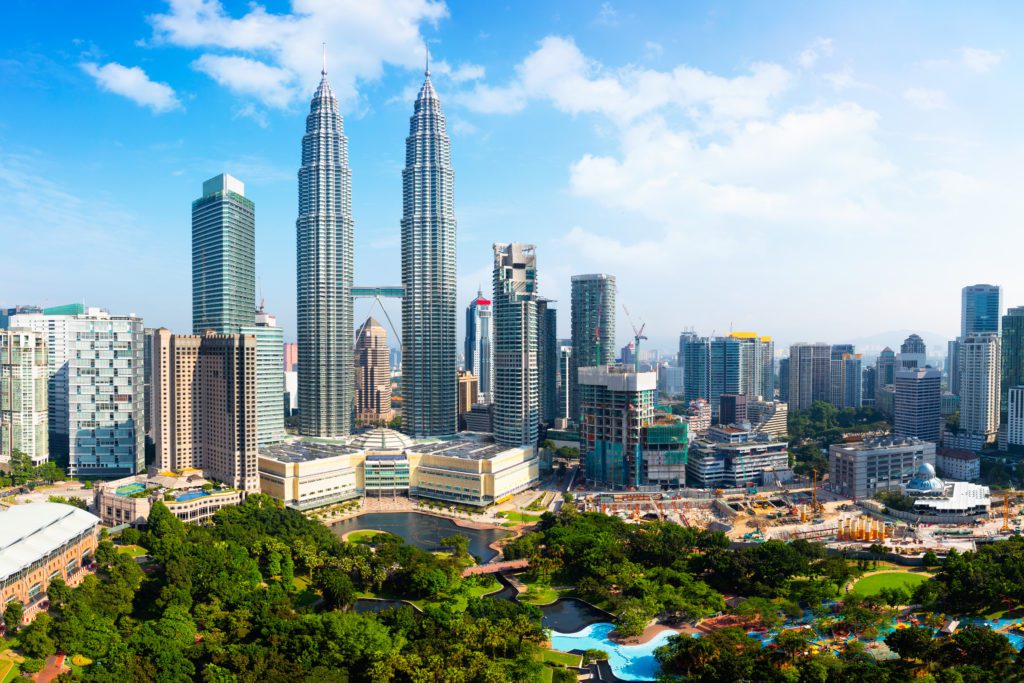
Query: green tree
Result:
<box><xmin>316</xmin><ymin>569</ymin><xmax>356</xmax><ymax>609</ymax></box>
<box><xmin>19</xmin><ymin>613</ymin><xmax>56</xmax><ymax>659</ymax></box>
<box><xmin>9</xmin><ymin>450</ymin><xmax>35</xmax><ymax>485</ymax></box>
<box><xmin>3</xmin><ymin>600</ymin><xmax>24</xmax><ymax>634</ymax></box>
<box><xmin>885</xmin><ymin>625</ymin><xmax>933</xmax><ymax>662</ymax></box>
<box><xmin>46</xmin><ymin>577</ymin><xmax>72</xmax><ymax>610</ymax></box>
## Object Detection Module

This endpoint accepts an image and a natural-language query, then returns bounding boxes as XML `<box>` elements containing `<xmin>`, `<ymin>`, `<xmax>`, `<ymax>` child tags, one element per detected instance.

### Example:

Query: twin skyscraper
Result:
<box><xmin>296</xmin><ymin>61</ymin><xmax>457</xmax><ymax>439</ymax></box>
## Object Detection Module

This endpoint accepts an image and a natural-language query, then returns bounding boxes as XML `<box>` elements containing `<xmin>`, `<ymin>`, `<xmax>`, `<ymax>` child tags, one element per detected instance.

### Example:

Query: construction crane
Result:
<box><xmin>1001</xmin><ymin>490</ymin><xmax>1015</xmax><ymax>533</ymax></box>
<box><xmin>811</xmin><ymin>469</ymin><xmax>824</xmax><ymax>514</ymax></box>
<box><xmin>621</xmin><ymin>303</ymin><xmax>648</xmax><ymax>371</ymax></box>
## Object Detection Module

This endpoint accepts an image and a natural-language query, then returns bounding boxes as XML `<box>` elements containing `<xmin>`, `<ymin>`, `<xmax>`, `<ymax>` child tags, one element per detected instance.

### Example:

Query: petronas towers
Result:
<box><xmin>297</xmin><ymin>62</ymin><xmax>457</xmax><ymax>438</ymax></box>
<box><xmin>296</xmin><ymin>65</ymin><xmax>354</xmax><ymax>437</ymax></box>
<box><xmin>401</xmin><ymin>68</ymin><xmax>458</xmax><ymax>437</ymax></box>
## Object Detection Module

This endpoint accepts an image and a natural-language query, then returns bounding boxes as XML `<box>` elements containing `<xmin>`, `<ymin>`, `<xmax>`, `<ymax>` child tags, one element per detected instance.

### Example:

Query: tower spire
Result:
<box><xmin>322</xmin><ymin>42</ymin><xmax>327</xmax><ymax>76</ymax></box>
<box><xmin>425</xmin><ymin>45</ymin><xmax>430</xmax><ymax>77</ymax></box>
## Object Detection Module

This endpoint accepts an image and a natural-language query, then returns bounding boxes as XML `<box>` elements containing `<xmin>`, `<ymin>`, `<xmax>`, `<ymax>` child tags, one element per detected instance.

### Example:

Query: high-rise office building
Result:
<box><xmin>830</xmin><ymin>346</ymin><xmax>862</xmax><ymax>409</ymax></box>
<box><xmin>778</xmin><ymin>357</ymin><xmax>789</xmax><ymax>402</ymax></box>
<box><xmin>557</xmin><ymin>344</ymin><xmax>573</xmax><ymax>425</ymax></box>
<box><xmin>894</xmin><ymin>367</ymin><xmax>942</xmax><ymax>443</ymax></box>
<box><xmin>0</xmin><ymin>329</ymin><xmax>48</xmax><ymax>468</ymax></box>
<box><xmin>709</xmin><ymin>336</ymin><xmax>742</xmax><ymax>417</ymax></box>
<box><xmin>962</xmin><ymin>284</ymin><xmax>1002</xmax><ymax>337</ymax></box>
<box><xmin>862</xmin><ymin>366</ymin><xmax>877</xmax><ymax>407</ymax></box>
<box><xmin>296</xmin><ymin>63</ymin><xmax>354</xmax><ymax>437</ymax></box>
<box><xmin>1007</xmin><ymin>386</ymin><xmax>1024</xmax><ymax>448</ymax></box>
<box><xmin>492</xmin><ymin>243</ymin><xmax>538</xmax><ymax>447</ymax></box>
<box><xmin>679</xmin><ymin>332</ymin><xmax>709</xmax><ymax>404</ymax></box>
<box><xmin>11</xmin><ymin>308</ymin><xmax>144</xmax><ymax>477</ymax></box>
<box><xmin>9</xmin><ymin>304</ymin><xmax>85</xmax><ymax>463</ymax></box>
<box><xmin>537</xmin><ymin>298</ymin><xmax>558</xmax><ymax>426</ymax></box>
<box><xmin>402</xmin><ymin>65</ymin><xmax>458</xmax><ymax>437</ymax></box>
<box><xmin>239</xmin><ymin>308</ymin><xmax>285</xmax><ymax>446</ymax></box>
<box><xmin>192</xmin><ymin>173</ymin><xmax>255</xmax><ymax>335</ymax></box>
<box><xmin>875</xmin><ymin>346</ymin><xmax>897</xmax><ymax>405</ymax></box>
<box><xmin>787</xmin><ymin>342</ymin><xmax>831</xmax><ymax>412</ymax></box>
<box><xmin>946</xmin><ymin>340</ymin><xmax>960</xmax><ymax>396</ymax></box>
<box><xmin>152</xmin><ymin>329</ymin><xmax>258</xmax><ymax>491</ymax></box>
<box><xmin>570</xmin><ymin>274</ymin><xmax>616</xmax><ymax>422</ymax></box>
<box><xmin>958</xmin><ymin>334</ymin><xmax>1001</xmax><ymax>447</ymax></box>
<box><xmin>354</xmin><ymin>317</ymin><xmax>393</xmax><ymax>426</ymax></box>
<box><xmin>898</xmin><ymin>334</ymin><xmax>927</xmax><ymax>370</ymax></box>
<box><xmin>621</xmin><ymin>341</ymin><xmax>636</xmax><ymax>368</ymax></box>
<box><xmin>1001</xmin><ymin>307</ymin><xmax>1024</xmax><ymax>419</ymax></box>
<box><xmin>0</xmin><ymin>306</ymin><xmax>42</xmax><ymax>330</ymax></box>
<box><xmin>464</xmin><ymin>290</ymin><xmax>493</xmax><ymax>402</ymax></box>
<box><xmin>729</xmin><ymin>333</ymin><xmax>774</xmax><ymax>401</ymax></box>
<box><xmin>457</xmin><ymin>371</ymin><xmax>479</xmax><ymax>427</ymax></box>
<box><xmin>283</xmin><ymin>343</ymin><xmax>298</xmax><ymax>372</ymax></box>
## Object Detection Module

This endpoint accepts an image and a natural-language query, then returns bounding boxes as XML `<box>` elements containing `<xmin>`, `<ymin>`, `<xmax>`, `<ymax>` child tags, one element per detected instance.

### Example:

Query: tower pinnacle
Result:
<box><xmin>321</xmin><ymin>42</ymin><xmax>327</xmax><ymax>76</ymax></box>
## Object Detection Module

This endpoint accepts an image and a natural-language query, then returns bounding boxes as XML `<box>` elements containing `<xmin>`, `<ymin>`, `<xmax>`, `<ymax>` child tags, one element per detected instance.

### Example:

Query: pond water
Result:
<box><xmin>550</xmin><ymin>622</ymin><xmax>675</xmax><ymax>682</ymax></box>
<box><xmin>334</xmin><ymin>512</ymin><xmax>511</xmax><ymax>563</ymax></box>
<box><xmin>541</xmin><ymin>598</ymin><xmax>612</xmax><ymax>632</ymax></box>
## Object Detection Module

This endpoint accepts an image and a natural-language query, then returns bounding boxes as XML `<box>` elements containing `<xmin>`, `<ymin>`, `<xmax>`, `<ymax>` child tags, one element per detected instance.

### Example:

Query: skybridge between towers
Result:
<box><xmin>352</xmin><ymin>285</ymin><xmax>404</xmax><ymax>346</ymax></box>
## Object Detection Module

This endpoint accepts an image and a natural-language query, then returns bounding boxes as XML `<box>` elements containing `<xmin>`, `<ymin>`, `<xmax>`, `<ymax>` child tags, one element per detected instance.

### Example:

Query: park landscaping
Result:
<box><xmin>345</xmin><ymin>529</ymin><xmax>389</xmax><ymax>543</ymax></box>
<box><xmin>115</xmin><ymin>544</ymin><xmax>147</xmax><ymax>558</ymax></box>
<box><xmin>0</xmin><ymin>655</ymin><xmax>20</xmax><ymax>683</ymax></box>
<box><xmin>498</xmin><ymin>510</ymin><xmax>542</xmax><ymax>524</ymax></box>
<box><xmin>852</xmin><ymin>570</ymin><xmax>929</xmax><ymax>597</ymax></box>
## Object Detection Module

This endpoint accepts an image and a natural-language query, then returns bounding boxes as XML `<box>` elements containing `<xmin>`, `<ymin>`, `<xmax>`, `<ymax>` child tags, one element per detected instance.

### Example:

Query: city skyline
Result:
<box><xmin>2</xmin><ymin>1</ymin><xmax>1024</xmax><ymax>353</ymax></box>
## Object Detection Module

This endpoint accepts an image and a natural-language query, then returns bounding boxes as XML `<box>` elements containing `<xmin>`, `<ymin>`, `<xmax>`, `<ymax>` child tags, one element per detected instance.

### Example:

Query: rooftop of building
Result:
<box><xmin>260</xmin><ymin>440</ymin><xmax>363</xmax><ymax>463</ymax></box>
<box><xmin>831</xmin><ymin>435</ymin><xmax>931</xmax><ymax>451</ymax></box>
<box><xmin>937</xmin><ymin>448</ymin><xmax>980</xmax><ymax>462</ymax></box>
<box><xmin>407</xmin><ymin>435</ymin><xmax>528</xmax><ymax>460</ymax></box>
<box><xmin>0</xmin><ymin>503</ymin><xmax>100</xmax><ymax>582</ymax></box>
<box><xmin>350</xmin><ymin>427</ymin><xmax>415</xmax><ymax>451</ymax></box>
<box><xmin>910</xmin><ymin>480</ymin><xmax>991</xmax><ymax>511</ymax></box>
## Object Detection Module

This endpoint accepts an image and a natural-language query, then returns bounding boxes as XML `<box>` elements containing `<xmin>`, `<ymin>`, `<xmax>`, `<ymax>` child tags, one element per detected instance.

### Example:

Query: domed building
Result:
<box><xmin>349</xmin><ymin>428</ymin><xmax>414</xmax><ymax>452</ymax></box>
<box><xmin>902</xmin><ymin>461</ymin><xmax>991</xmax><ymax>520</ymax></box>
<box><xmin>905</xmin><ymin>463</ymin><xmax>945</xmax><ymax>494</ymax></box>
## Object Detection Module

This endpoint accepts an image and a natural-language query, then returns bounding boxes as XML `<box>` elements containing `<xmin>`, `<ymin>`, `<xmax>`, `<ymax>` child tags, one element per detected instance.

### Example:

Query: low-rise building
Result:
<box><xmin>258</xmin><ymin>428</ymin><xmax>539</xmax><ymax>509</ymax></box>
<box><xmin>828</xmin><ymin>436</ymin><xmax>936</xmax><ymax>500</ymax></box>
<box><xmin>93</xmin><ymin>473</ymin><xmax>244</xmax><ymax>526</ymax></box>
<box><xmin>0</xmin><ymin>503</ymin><xmax>99</xmax><ymax>617</ymax></box>
<box><xmin>686</xmin><ymin>427</ymin><xmax>788</xmax><ymax>488</ymax></box>
<box><xmin>746</xmin><ymin>400</ymin><xmax>788</xmax><ymax>438</ymax></box>
<box><xmin>904</xmin><ymin>463</ymin><xmax>990</xmax><ymax>520</ymax></box>
<box><xmin>936</xmin><ymin>448</ymin><xmax>981</xmax><ymax>481</ymax></box>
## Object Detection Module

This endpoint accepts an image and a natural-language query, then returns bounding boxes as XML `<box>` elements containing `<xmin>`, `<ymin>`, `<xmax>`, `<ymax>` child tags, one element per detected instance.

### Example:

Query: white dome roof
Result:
<box><xmin>350</xmin><ymin>428</ymin><xmax>414</xmax><ymax>451</ymax></box>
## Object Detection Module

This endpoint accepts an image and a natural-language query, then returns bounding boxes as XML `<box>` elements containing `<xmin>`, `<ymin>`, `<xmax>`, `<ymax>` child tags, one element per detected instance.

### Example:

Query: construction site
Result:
<box><xmin>576</xmin><ymin>474</ymin><xmax>1024</xmax><ymax>559</ymax></box>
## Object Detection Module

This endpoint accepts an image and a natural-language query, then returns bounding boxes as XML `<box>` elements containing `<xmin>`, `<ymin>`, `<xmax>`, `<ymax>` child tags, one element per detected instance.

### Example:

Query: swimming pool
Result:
<box><xmin>549</xmin><ymin>622</ymin><xmax>677</xmax><ymax>681</ymax></box>
<box><xmin>175</xmin><ymin>491</ymin><xmax>211</xmax><ymax>503</ymax></box>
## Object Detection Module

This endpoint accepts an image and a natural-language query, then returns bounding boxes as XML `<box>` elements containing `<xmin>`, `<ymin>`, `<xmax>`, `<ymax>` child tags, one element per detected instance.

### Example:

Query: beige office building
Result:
<box><xmin>258</xmin><ymin>428</ymin><xmax>539</xmax><ymax>509</ymax></box>
<box><xmin>152</xmin><ymin>329</ymin><xmax>258</xmax><ymax>491</ymax></box>
<box><xmin>457</xmin><ymin>371</ymin><xmax>479</xmax><ymax>423</ymax></box>
<box><xmin>354</xmin><ymin>317</ymin><xmax>393</xmax><ymax>426</ymax></box>
<box><xmin>1</xmin><ymin>329</ymin><xmax>49</xmax><ymax>469</ymax></box>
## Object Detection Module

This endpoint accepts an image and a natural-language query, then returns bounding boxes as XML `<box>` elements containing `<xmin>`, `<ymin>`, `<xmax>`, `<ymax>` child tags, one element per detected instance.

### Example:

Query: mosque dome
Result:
<box><xmin>906</xmin><ymin>462</ymin><xmax>945</xmax><ymax>493</ymax></box>
<box><xmin>350</xmin><ymin>428</ymin><xmax>414</xmax><ymax>451</ymax></box>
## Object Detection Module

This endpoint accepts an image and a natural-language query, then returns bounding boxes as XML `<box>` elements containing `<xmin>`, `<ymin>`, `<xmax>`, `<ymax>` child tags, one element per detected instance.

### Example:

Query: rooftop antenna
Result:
<box><xmin>321</xmin><ymin>42</ymin><xmax>327</xmax><ymax>76</ymax></box>
<box><xmin>258</xmin><ymin>277</ymin><xmax>265</xmax><ymax>313</ymax></box>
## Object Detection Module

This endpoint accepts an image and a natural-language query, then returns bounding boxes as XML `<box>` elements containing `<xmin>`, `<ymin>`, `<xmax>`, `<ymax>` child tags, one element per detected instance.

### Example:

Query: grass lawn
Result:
<box><xmin>498</xmin><ymin>511</ymin><xmax>542</xmax><ymax>523</ymax></box>
<box><xmin>0</xmin><ymin>657</ymin><xmax>19</xmax><ymax>683</ymax></box>
<box><xmin>520</xmin><ymin>585</ymin><xmax>560</xmax><ymax>606</ymax></box>
<box><xmin>292</xmin><ymin>575</ymin><xmax>320</xmax><ymax>608</ymax></box>
<box><xmin>116</xmin><ymin>544</ymin><xmax>147</xmax><ymax>558</ymax></box>
<box><xmin>852</xmin><ymin>571</ymin><xmax>929</xmax><ymax>597</ymax></box>
<box><xmin>358</xmin><ymin>575</ymin><xmax>503</xmax><ymax>612</ymax></box>
<box><xmin>346</xmin><ymin>529</ymin><xmax>388</xmax><ymax>543</ymax></box>
<box><xmin>542</xmin><ymin>649</ymin><xmax>582</xmax><ymax>667</ymax></box>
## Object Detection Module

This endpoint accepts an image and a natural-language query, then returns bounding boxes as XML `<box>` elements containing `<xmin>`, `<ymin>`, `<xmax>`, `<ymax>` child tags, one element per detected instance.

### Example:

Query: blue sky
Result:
<box><xmin>2</xmin><ymin>1</ymin><xmax>1022</xmax><ymax>356</ymax></box>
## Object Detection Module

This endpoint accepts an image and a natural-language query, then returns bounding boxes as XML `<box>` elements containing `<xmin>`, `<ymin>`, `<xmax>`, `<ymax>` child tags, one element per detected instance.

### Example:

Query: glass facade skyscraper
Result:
<box><xmin>464</xmin><ymin>290</ymin><xmax>492</xmax><ymax>402</ymax></box>
<box><xmin>1001</xmin><ymin>306</ymin><xmax>1024</xmax><ymax>419</ymax></box>
<box><xmin>401</xmin><ymin>68</ymin><xmax>458</xmax><ymax>437</ymax></box>
<box><xmin>962</xmin><ymin>284</ymin><xmax>1002</xmax><ymax>337</ymax></box>
<box><xmin>192</xmin><ymin>174</ymin><xmax>255</xmax><ymax>335</ymax></box>
<box><xmin>537</xmin><ymin>298</ymin><xmax>558</xmax><ymax>426</ymax></box>
<box><xmin>296</xmin><ymin>66</ymin><xmax>354</xmax><ymax>437</ymax></box>
<box><xmin>570</xmin><ymin>274</ymin><xmax>616</xmax><ymax>423</ymax></box>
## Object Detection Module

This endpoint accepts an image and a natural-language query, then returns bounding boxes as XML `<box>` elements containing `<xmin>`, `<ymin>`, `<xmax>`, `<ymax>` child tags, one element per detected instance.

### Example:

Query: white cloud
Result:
<box><xmin>233</xmin><ymin>102</ymin><xmax>269</xmax><ymax>128</ymax></box>
<box><xmin>148</xmin><ymin>0</ymin><xmax>447</xmax><ymax>108</ymax></box>
<box><xmin>458</xmin><ymin>36</ymin><xmax>791</xmax><ymax>124</ymax></box>
<box><xmin>903</xmin><ymin>87</ymin><xmax>948</xmax><ymax>110</ymax></box>
<box><xmin>644</xmin><ymin>41</ymin><xmax>663</xmax><ymax>59</ymax></box>
<box><xmin>960</xmin><ymin>47</ymin><xmax>1003</xmax><ymax>74</ymax></box>
<box><xmin>430</xmin><ymin>60</ymin><xmax>485</xmax><ymax>83</ymax></box>
<box><xmin>798</xmin><ymin>37</ymin><xmax>834</xmax><ymax>68</ymax></box>
<box><xmin>596</xmin><ymin>2</ymin><xmax>618</xmax><ymax>26</ymax></box>
<box><xmin>822</xmin><ymin>66</ymin><xmax>866</xmax><ymax>91</ymax></box>
<box><xmin>193</xmin><ymin>55</ymin><xmax>296</xmax><ymax>108</ymax></box>
<box><xmin>79</xmin><ymin>61</ymin><xmax>181</xmax><ymax>112</ymax></box>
